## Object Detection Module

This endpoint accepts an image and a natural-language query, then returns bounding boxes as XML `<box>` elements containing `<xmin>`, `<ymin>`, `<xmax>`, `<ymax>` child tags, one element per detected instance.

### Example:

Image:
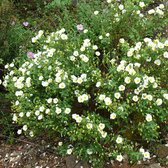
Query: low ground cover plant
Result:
<box><xmin>0</xmin><ymin>0</ymin><xmax>33</xmax><ymax>64</ymax></box>
<box><xmin>2</xmin><ymin>0</ymin><xmax>168</xmax><ymax>167</ymax></box>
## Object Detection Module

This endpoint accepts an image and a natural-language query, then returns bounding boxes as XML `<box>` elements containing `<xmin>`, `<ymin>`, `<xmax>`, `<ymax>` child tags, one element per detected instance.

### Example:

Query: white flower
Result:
<box><xmin>92</xmin><ymin>45</ymin><xmax>98</xmax><ymax>50</ymax></box>
<box><xmin>120</xmin><ymin>60</ymin><xmax>127</xmax><ymax>65</ymax></box>
<box><xmin>144</xmin><ymin>38</ymin><xmax>152</xmax><ymax>43</ymax></box>
<box><xmin>99</xmin><ymin>35</ymin><xmax>103</xmax><ymax>39</ymax></box>
<box><xmin>118</xmin><ymin>106</ymin><xmax>124</xmax><ymax>112</ymax></box>
<box><xmin>148</xmin><ymin>9</ymin><xmax>155</xmax><ymax>15</ymax></box>
<box><xmin>110</xmin><ymin>113</ymin><xmax>116</xmax><ymax>119</ymax></box>
<box><xmin>35</xmin><ymin>110</ymin><xmax>40</xmax><ymax>116</ymax></box>
<box><xmin>86</xmin><ymin>123</ymin><xmax>93</xmax><ymax>130</ymax></box>
<box><xmin>163</xmin><ymin>93</ymin><xmax>168</xmax><ymax>100</ymax></box>
<box><xmin>12</xmin><ymin>114</ymin><xmax>17</xmax><ymax>121</ymax></box>
<box><xmin>139</xmin><ymin>2</ymin><xmax>145</xmax><ymax>8</ymax></box>
<box><xmin>32</xmin><ymin>37</ymin><xmax>37</xmax><ymax>43</ymax></box>
<box><xmin>71</xmin><ymin>75</ymin><xmax>78</xmax><ymax>83</ymax></box>
<box><xmin>67</xmin><ymin>148</ymin><xmax>73</xmax><ymax>155</ymax></box>
<box><xmin>159</xmin><ymin>4</ymin><xmax>164</xmax><ymax>9</ymax></box>
<box><xmin>42</xmin><ymin>81</ymin><xmax>49</xmax><ymax>87</ymax></box>
<box><xmin>146</xmin><ymin>57</ymin><xmax>151</xmax><ymax>62</ymax></box>
<box><xmin>122</xmin><ymin>9</ymin><xmax>127</xmax><ymax>14</ymax></box>
<box><xmin>17</xmin><ymin>129</ymin><xmax>22</xmax><ymax>135</ymax></box>
<box><xmin>106</xmin><ymin>33</ymin><xmax>110</xmax><ymax>37</ymax></box>
<box><xmin>29</xmin><ymin>131</ymin><xmax>34</xmax><ymax>137</ymax></box>
<box><xmin>55</xmin><ymin>107</ymin><xmax>62</xmax><ymax>114</ymax></box>
<box><xmin>107</xmin><ymin>0</ymin><xmax>112</xmax><ymax>3</ymax></box>
<box><xmin>65</xmin><ymin>108</ymin><xmax>71</xmax><ymax>114</ymax></box>
<box><xmin>126</xmin><ymin>63</ymin><xmax>133</xmax><ymax>72</ymax></box>
<box><xmin>82</xmin><ymin>56</ymin><xmax>89</xmax><ymax>62</ymax></box>
<box><xmin>116</xmin><ymin>136</ymin><xmax>123</xmax><ymax>144</ymax></box>
<box><xmin>132</xmin><ymin>95</ymin><xmax>139</xmax><ymax>102</ymax></box>
<box><xmin>156</xmin><ymin>8</ymin><xmax>164</xmax><ymax>15</ymax></box>
<box><xmin>78</xmin><ymin>95</ymin><xmax>84</xmax><ymax>103</ymax></box>
<box><xmin>143</xmin><ymin>151</ymin><xmax>150</xmax><ymax>159</ymax></box>
<box><xmin>14</xmin><ymin>81</ymin><xmax>24</xmax><ymax>89</ymax></box>
<box><xmin>125</xmin><ymin>77</ymin><xmax>131</xmax><ymax>84</ymax></box>
<box><xmin>59</xmin><ymin>28</ymin><xmax>65</xmax><ymax>33</ymax></box>
<box><xmin>117</xmin><ymin>64</ymin><xmax>125</xmax><ymax>72</ymax></box>
<box><xmin>153</xmin><ymin>82</ymin><xmax>158</xmax><ymax>88</ymax></box>
<box><xmin>72</xmin><ymin>114</ymin><xmax>82</xmax><ymax>123</ymax></box>
<box><xmin>148</xmin><ymin>77</ymin><xmax>155</xmax><ymax>83</ymax></box>
<box><xmin>98</xmin><ymin>123</ymin><xmax>105</xmax><ymax>130</ymax></box>
<box><xmin>38</xmin><ymin>114</ymin><xmax>43</xmax><ymax>120</ymax></box>
<box><xmin>119</xmin><ymin>85</ymin><xmax>125</xmax><ymax>91</ymax></box>
<box><xmin>104</xmin><ymin>97</ymin><xmax>112</xmax><ymax>105</ymax></box>
<box><xmin>114</xmin><ymin>92</ymin><xmax>121</xmax><ymax>99</ymax></box>
<box><xmin>134</xmin><ymin>77</ymin><xmax>141</xmax><ymax>84</ymax></box>
<box><xmin>99</xmin><ymin>94</ymin><xmax>106</xmax><ymax>101</ymax></box>
<box><xmin>101</xmin><ymin>131</ymin><xmax>107</xmax><ymax>138</ymax></box>
<box><xmin>147</xmin><ymin>95</ymin><xmax>153</xmax><ymax>101</ymax></box>
<box><xmin>83</xmin><ymin>29</ymin><xmax>88</xmax><ymax>33</ymax></box>
<box><xmin>129</xmin><ymin>69</ymin><xmax>136</xmax><ymax>76</ymax></box>
<box><xmin>53</xmin><ymin>98</ymin><xmax>58</xmax><ymax>104</ymax></box>
<box><xmin>15</xmin><ymin>91</ymin><xmax>24</xmax><ymax>97</ymax></box>
<box><xmin>23</xmin><ymin>125</ymin><xmax>28</xmax><ymax>131</ymax></box>
<box><xmin>96</xmin><ymin>82</ymin><xmax>101</xmax><ymax>87</ymax></box>
<box><xmin>83</xmin><ymin>94</ymin><xmax>89</xmax><ymax>101</ymax></box>
<box><xmin>119</xmin><ymin>38</ymin><xmax>125</xmax><ymax>43</ymax></box>
<box><xmin>55</xmin><ymin>76</ymin><xmax>62</xmax><ymax>83</ymax></box>
<box><xmin>47</xmin><ymin>98</ymin><xmax>52</xmax><ymax>104</ymax></box>
<box><xmin>146</xmin><ymin>114</ymin><xmax>152</xmax><ymax>122</ymax></box>
<box><xmin>45</xmin><ymin>109</ymin><xmax>50</xmax><ymax>114</ymax></box>
<box><xmin>94</xmin><ymin>11</ymin><xmax>99</xmax><ymax>15</ymax></box>
<box><xmin>156</xmin><ymin>98</ymin><xmax>162</xmax><ymax>106</ymax></box>
<box><xmin>38</xmin><ymin>30</ymin><xmax>44</xmax><ymax>36</ymax></box>
<box><xmin>10</xmin><ymin>63</ymin><xmax>14</xmax><ymax>67</ymax></box>
<box><xmin>58</xmin><ymin>142</ymin><xmax>63</xmax><ymax>146</ymax></box>
<box><xmin>139</xmin><ymin>148</ymin><xmax>145</xmax><ymax>154</ymax></box>
<box><xmin>61</xmin><ymin>34</ymin><xmax>68</xmax><ymax>40</ymax></box>
<box><xmin>110</xmin><ymin>58</ymin><xmax>116</xmax><ymax>64</ymax></box>
<box><xmin>154</xmin><ymin>59</ymin><xmax>161</xmax><ymax>66</ymax></box>
<box><xmin>134</xmin><ymin>89</ymin><xmax>140</xmax><ymax>95</ymax></box>
<box><xmin>158</xmin><ymin>42</ymin><xmax>164</xmax><ymax>49</ymax></box>
<box><xmin>80</xmin><ymin>46</ymin><xmax>85</xmax><ymax>51</ymax></box>
<box><xmin>70</xmin><ymin>55</ymin><xmax>76</xmax><ymax>61</ymax></box>
<box><xmin>59</xmin><ymin>82</ymin><xmax>66</xmax><ymax>89</ymax></box>
<box><xmin>48</xmin><ymin>78</ymin><xmax>52</xmax><ymax>83</ymax></box>
<box><xmin>87</xmin><ymin>149</ymin><xmax>93</xmax><ymax>155</ymax></box>
<box><xmin>12</xmin><ymin>77</ymin><xmax>17</xmax><ymax>82</ymax></box>
<box><xmin>163</xmin><ymin>52</ymin><xmax>168</xmax><ymax>58</ymax></box>
<box><xmin>134</xmin><ymin>63</ymin><xmax>141</xmax><ymax>67</ymax></box>
<box><xmin>95</xmin><ymin>51</ymin><xmax>100</xmax><ymax>56</ymax></box>
<box><xmin>116</xmin><ymin>155</ymin><xmax>123</xmax><ymax>162</ymax></box>
<box><xmin>164</xmin><ymin>40</ymin><xmax>168</xmax><ymax>46</ymax></box>
<box><xmin>39</xmin><ymin>106</ymin><xmax>45</xmax><ymax>112</ymax></box>
<box><xmin>76</xmin><ymin>116</ymin><xmax>82</xmax><ymax>123</ymax></box>
<box><xmin>26</xmin><ymin>77</ymin><xmax>31</xmax><ymax>87</ymax></box>
<box><xmin>127</xmin><ymin>50</ymin><xmax>133</xmax><ymax>57</ymax></box>
<box><xmin>119</xmin><ymin>4</ymin><xmax>124</xmax><ymax>10</ymax></box>
<box><xmin>73</xmin><ymin>51</ymin><xmax>79</xmax><ymax>56</ymax></box>
<box><xmin>15</xmin><ymin>100</ymin><xmax>19</xmax><ymax>106</ymax></box>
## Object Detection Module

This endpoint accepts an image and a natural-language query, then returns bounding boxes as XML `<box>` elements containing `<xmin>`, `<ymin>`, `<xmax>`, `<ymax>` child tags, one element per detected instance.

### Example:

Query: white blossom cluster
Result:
<box><xmin>2</xmin><ymin>1</ymin><xmax>168</xmax><ymax>166</ymax></box>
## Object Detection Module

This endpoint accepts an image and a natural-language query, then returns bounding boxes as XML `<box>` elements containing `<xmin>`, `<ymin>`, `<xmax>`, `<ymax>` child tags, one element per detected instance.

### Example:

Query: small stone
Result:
<box><xmin>65</xmin><ymin>155</ymin><xmax>89</xmax><ymax>168</ymax></box>
<box><xmin>145</xmin><ymin>163</ymin><xmax>162</xmax><ymax>168</ymax></box>
<box><xmin>156</xmin><ymin>145</ymin><xmax>168</xmax><ymax>158</ymax></box>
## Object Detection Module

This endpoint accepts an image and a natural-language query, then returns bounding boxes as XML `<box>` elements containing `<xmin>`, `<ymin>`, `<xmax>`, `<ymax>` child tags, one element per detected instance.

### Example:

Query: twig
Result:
<box><xmin>0</xmin><ymin>134</ymin><xmax>37</xmax><ymax>146</ymax></box>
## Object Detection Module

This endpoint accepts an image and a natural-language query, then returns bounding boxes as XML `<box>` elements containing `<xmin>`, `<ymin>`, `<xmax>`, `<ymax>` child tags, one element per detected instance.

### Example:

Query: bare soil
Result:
<box><xmin>0</xmin><ymin>136</ymin><xmax>168</xmax><ymax>168</ymax></box>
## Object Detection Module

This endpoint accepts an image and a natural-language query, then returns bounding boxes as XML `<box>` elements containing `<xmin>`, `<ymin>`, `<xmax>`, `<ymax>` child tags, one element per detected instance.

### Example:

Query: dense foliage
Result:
<box><xmin>1</xmin><ymin>0</ymin><xmax>168</xmax><ymax>167</ymax></box>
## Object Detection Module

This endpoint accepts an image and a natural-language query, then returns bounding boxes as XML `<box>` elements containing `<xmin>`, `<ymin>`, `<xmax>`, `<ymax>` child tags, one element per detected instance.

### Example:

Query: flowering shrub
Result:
<box><xmin>2</xmin><ymin>0</ymin><xmax>168</xmax><ymax>167</ymax></box>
